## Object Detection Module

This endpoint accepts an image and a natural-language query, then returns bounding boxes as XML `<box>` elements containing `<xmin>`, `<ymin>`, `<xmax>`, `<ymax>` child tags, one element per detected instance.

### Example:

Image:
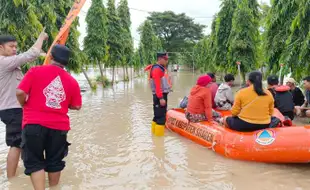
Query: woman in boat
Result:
<box><xmin>224</xmin><ymin>71</ymin><xmax>274</xmax><ymax>132</ymax></box>
<box><xmin>185</xmin><ymin>75</ymin><xmax>214</xmax><ymax>123</ymax></box>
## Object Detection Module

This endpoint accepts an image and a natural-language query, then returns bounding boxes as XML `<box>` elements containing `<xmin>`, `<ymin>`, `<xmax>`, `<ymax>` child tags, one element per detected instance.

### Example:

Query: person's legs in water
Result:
<box><xmin>45</xmin><ymin>129</ymin><xmax>70</xmax><ymax>187</ymax></box>
<box><xmin>7</xmin><ymin>147</ymin><xmax>21</xmax><ymax>178</ymax></box>
<box><xmin>22</xmin><ymin>124</ymin><xmax>46</xmax><ymax>190</ymax></box>
<box><xmin>0</xmin><ymin>108</ymin><xmax>23</xmax><ymax>178</ymax></box>
<box><xmin>30</xmin><ymin>170</ymin><xmax>45</xmax><ymax>190</ymax></box>
<box><xmin>153</xmin><ymin>93</ymin><xmax>168</xmax><ymax>125</ymax></box>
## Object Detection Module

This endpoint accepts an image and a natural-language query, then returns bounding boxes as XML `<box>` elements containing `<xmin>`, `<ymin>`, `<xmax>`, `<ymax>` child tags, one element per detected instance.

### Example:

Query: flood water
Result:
<box><xmin>1</xmin><ymin>71</ymin><xmax>310</xmax><ymax>190</ymax></box>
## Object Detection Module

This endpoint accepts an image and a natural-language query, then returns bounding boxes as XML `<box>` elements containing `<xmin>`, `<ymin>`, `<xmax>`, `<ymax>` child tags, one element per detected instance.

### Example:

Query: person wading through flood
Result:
<box><xmin>150</xmin><ymin>52</ymin><xmax>170</xmax><ymax>136</ymax></box>
<box><xmin>16</xmin><ymin>45</ymin><xmax>82</xmax><ymax>190</ymax></box>
<box><xmin>0</xmin><ymin>28</ymin><xmax>48</xmax><ymax>179</ymax></box>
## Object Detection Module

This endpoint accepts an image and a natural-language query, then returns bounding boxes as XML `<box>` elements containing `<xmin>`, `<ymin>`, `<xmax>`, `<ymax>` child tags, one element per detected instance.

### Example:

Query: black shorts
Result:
<box><xmin>0</xmin><ymin>108</ymin><xmax>23</xmax><ymax>148</ymax></box>
<box><xmin>226</xmin><ymin>116</ymin><xmax>269</xmax><ymax>132</ymax></box>
<box><xmin>21</xmin><ymin>124</ymin><xmax>71</xmax><ymax>175</ymax></box>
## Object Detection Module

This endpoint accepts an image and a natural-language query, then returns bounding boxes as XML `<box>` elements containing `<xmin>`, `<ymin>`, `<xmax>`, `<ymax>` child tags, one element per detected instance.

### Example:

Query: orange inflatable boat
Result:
<box><xmin>166</xmin><ymin>109</ymin><xmax>310</xmax><ymax>163</ymax></box>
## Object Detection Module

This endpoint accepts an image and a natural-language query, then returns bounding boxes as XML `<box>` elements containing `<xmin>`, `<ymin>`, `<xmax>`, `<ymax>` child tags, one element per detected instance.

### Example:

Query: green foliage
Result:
<box><xmin>214</xmin><ymin>0</ymin><xmax>236</xmax><ymax>70</ymax></box>
<box><xmin>264</xmin><ymin>0</ymin><xmax>298</xmax><ymax>74</ymax></box>
<box><xmin>227</xmin><ymin>0</ymin><xmax>259</xmax><ymax>77</ymax></box>
<box><xmin>0</xmin><ymin>0</ymin><xmax>82</xmax><ymax>73</ymax></box>
<box><xmin>107</xmin><ymin>0</ymin><xmax>122</xmax><ymax>67</ymax></box>
<box><xmin>138</xmin><ymin>21</ymin><xmax>162</xmax><ymax>65</ymax></box>
<box><xmin>282</xmin><ymin>0</ymin><xmax>310</xmax><ymax>81</ymax></box>
<box><xmin>96</xmin><ymin>75</ymin><xmax>111</xmax><ymax>87</ymax></box>
<box><xmin>147</xmin><ymin>11</ymin><xmax>205</xmax><ymax>53</ymax></box>
<box><xmin>117</xmin><ymin>0</ymin><xmax>133</xmax><ymax>66</ymax></box>
<box><xmin>84</xmin><ymin>0</ymin><xmax>108</xmax><ymax>64</ymax></box>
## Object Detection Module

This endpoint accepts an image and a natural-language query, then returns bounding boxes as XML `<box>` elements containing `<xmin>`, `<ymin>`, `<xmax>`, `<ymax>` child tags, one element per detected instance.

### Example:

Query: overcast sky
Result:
<box><xmin>78</xmin><ymin>0</ymin><xmax>270</xmax><ymax>49</ymax></box>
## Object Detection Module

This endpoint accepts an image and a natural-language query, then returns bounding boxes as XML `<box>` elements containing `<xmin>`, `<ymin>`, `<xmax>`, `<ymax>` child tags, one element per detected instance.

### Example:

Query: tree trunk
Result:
<box><xmin>82</xmin><ymin>67</ymin><xmax>93</xmax><ymax>90</ymax></box>
<box><xmin>123</xmin><ymin>65</ymin><xmax>126</xmax><ymax>81</ymax></box>
<box><xmin>241</xmin><ymin>71</ymin><xmax>246</xmax><ymax>85</ymax></box>
<box><xmin>112</xmin><ymin>66</ymin><xmax>115</xmax><ymax>84</ymax></box>
<box><xmin>125</xmin><ymin>65</ymin><xmax>129</xmax><ymax>81</ymax></box>
<box><xmin>98</xmin><ymin>61</ymin><xmax>105</xmax><ymax>87</ymax></box>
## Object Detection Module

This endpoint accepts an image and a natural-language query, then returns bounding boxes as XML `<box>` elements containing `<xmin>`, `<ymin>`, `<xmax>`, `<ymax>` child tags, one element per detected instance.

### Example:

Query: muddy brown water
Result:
<box><xmin>0</xmin><ymin>71</ymin><xmax>310</xmax><ymax>190</ymax></box>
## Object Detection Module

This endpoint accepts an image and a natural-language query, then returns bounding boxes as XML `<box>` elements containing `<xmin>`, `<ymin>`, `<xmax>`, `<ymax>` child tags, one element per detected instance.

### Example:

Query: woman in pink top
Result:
<box><xmin>207</xmin><ymin>73</ymin><xmax>219</xmax><ymax>108</ymax></box>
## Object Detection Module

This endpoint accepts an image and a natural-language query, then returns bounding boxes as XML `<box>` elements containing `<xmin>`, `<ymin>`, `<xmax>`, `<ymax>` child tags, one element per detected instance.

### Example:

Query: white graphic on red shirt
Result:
<box><xmin>43</xmin><ymin>76</ymin><xmax>66</xmax><ymax>109</ymax></box>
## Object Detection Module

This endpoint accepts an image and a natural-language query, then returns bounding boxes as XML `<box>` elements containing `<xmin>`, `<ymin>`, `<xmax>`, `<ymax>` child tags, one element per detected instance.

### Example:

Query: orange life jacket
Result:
<box><xmin>144</xmin><ymin>64</ymin><xmax>172</xmax><ymax>91</ymax></box>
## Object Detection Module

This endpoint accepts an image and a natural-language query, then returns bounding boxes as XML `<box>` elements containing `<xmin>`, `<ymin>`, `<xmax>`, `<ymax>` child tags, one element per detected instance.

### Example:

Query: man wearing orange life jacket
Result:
<box><xmin>148</xmin><ymin>53</ymin><xmax>171</xmax><ymax>136</ymax></box>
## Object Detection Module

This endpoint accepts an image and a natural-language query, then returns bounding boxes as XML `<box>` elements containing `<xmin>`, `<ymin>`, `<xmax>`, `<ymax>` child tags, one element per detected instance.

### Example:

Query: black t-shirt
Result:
<box><xmin>290</xmin><ymin>87</ymin><xmax>305</xmax><ymax>106</ymax></box>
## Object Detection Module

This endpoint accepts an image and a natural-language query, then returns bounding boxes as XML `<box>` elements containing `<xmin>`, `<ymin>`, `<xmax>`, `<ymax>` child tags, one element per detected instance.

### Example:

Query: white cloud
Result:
<box><xmin>78</xmin><ymin>0</ymin><xmax>270</xmax><ymax>49</ymax></box>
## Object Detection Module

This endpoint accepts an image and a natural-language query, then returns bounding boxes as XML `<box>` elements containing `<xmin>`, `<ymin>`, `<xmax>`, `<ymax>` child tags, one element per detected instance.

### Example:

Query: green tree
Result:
<box><xmin>283</xmin><ymin>0</ymin><xmax>310</xmax><ymax>81</ymax></box>
<box><xmin>138</xmin><ymin>20</ymin><xmax>161</xmax><ymax>65</ymax></box>
<box><xmin>146</xmin><ymin>11</ymin><xmax>205</xmax><ymax>62</ymax></box>
<box><xmin>0</xmin><ymin>0</ymin><xmax>83</xmax><ymax>73</ymax></box>
<box><xmin>228</xmin><ymin>0</ymin><xmax>260</xmax><ymax>82</ymax></box>
<box><xmin>107</xmin><ymin>0</ymin><xmax>122</xmax><ymax>84</ymax></box>
<box><xmin>193</xmin><ymin>36</ymin><xmax>210</xmax><ymax>72</ymax></box>
<box><xmin>264</xmin><ymin>0</ymin><xmax>298</xmax><ymax>75</ymax></box>
<box><xmin>84</xmin><ymin>0</ymin><xmax>108</xmax><ymax>87</ymax></box>
<box><xmin>214</xmin><ymin>0</ymin><xmax>236</xmax><ymax>71</ymax></box>
<box><xmin>117</xmin><ymin>0</ymin><xmax>133</xmax><ymax>81</ymax></box>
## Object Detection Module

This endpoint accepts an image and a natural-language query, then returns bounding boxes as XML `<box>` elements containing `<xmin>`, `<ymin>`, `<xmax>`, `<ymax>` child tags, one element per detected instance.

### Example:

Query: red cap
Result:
<box><xmin>196</xmin><ymin>75</ymin><xmax>212</xmax><ymax>86</ymax></box>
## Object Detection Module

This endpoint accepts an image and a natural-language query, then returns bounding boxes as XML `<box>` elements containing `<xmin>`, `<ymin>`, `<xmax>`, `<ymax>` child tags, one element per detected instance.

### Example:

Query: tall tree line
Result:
<box><xmin>191</xmin><ymin>0</ymin><xmax>310</xmax><ymax>83</ymax></box>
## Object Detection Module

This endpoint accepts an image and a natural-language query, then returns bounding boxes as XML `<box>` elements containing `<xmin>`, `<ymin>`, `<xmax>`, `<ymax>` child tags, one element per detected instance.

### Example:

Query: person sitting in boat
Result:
<box><xmin>267</xmin><ymin>75</ymin><xmax>294</xmax><ymax>120</ymax></box>
<box><xmin>296</xmin><ymin>76</ymin><xmax>310</xmax><ymax>118</ymax></box>
<box><xmin>224</xmin><ymin>71</ymin><xmax>274</xmax><ymax>132</ymax></box>
<box><xmin>215</xmin><ymin>74</ymin><xmax>235</xmax><ymax>110</ymax></box>
<box><xmin>207</xmin><ymin>73</ymin><xmax>218</xmax><ymax>108</ymax></box>
<box><xmin>185</xmin><ymin>75</ymin><xmax>220</xmax><ymax>123</ymax></box>
<box><xmin>285</xmin><ymin>78</ymin><xmax>305</xmax><ymax>107</ymax></box>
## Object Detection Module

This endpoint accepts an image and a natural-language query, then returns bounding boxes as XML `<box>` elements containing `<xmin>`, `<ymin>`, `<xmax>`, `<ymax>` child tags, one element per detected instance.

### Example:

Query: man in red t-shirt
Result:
<box><xmin>16</xmin><ymin>45</ymin><xmax>82</xmax><ymax>189</ymax></box>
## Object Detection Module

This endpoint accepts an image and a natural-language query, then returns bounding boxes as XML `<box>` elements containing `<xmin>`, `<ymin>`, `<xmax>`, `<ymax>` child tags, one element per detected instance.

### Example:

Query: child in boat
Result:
<box><xmin>224</xmin><ymin>71</ymin><xmax>274</xmax><ymax>132</ymax></box>
<box><xmin>185</xmin><ymin>75</ymin><xmax>216</xmax><ymax>123</ymax></box>
<box><xmin>267</xmin><ymin>75</ymin><xmax>294</xmax><ymax>120</ymax></box>
<box><xmin>215</xmin><ymin>74</ymin><xmax>235</xmax><ymax>110</ymax></box>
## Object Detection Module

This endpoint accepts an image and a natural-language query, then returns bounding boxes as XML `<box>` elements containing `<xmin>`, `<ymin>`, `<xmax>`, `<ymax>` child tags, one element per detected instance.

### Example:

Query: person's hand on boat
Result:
<box><xmin>160</xmin><ymin>99</ymin><xmax>166</xmax><ymax>106</ymax></box>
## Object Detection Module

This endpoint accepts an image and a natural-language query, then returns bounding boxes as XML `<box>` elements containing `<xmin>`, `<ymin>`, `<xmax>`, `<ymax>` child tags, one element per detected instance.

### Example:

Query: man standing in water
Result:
<box><xmin>0</xmin><ymin>29</ymin><xmax>48</xmax><ymax>178</ymax></box>
<box><xmin>16</xmin><ymin>45</ymin><xmax>82</xmax><ymax>190</ymax></box>
<box><xmin>150</xmin><ymin>53</ymin><xmax>170</xmax><ymax>136</ymax></box>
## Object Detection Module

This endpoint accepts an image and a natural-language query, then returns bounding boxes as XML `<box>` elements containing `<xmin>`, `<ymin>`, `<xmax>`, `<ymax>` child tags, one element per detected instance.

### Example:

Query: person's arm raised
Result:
<box><xmin>2</xmin><ymin>27</ymin><xmax>48</xmax><ymax>71</ymax></box>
